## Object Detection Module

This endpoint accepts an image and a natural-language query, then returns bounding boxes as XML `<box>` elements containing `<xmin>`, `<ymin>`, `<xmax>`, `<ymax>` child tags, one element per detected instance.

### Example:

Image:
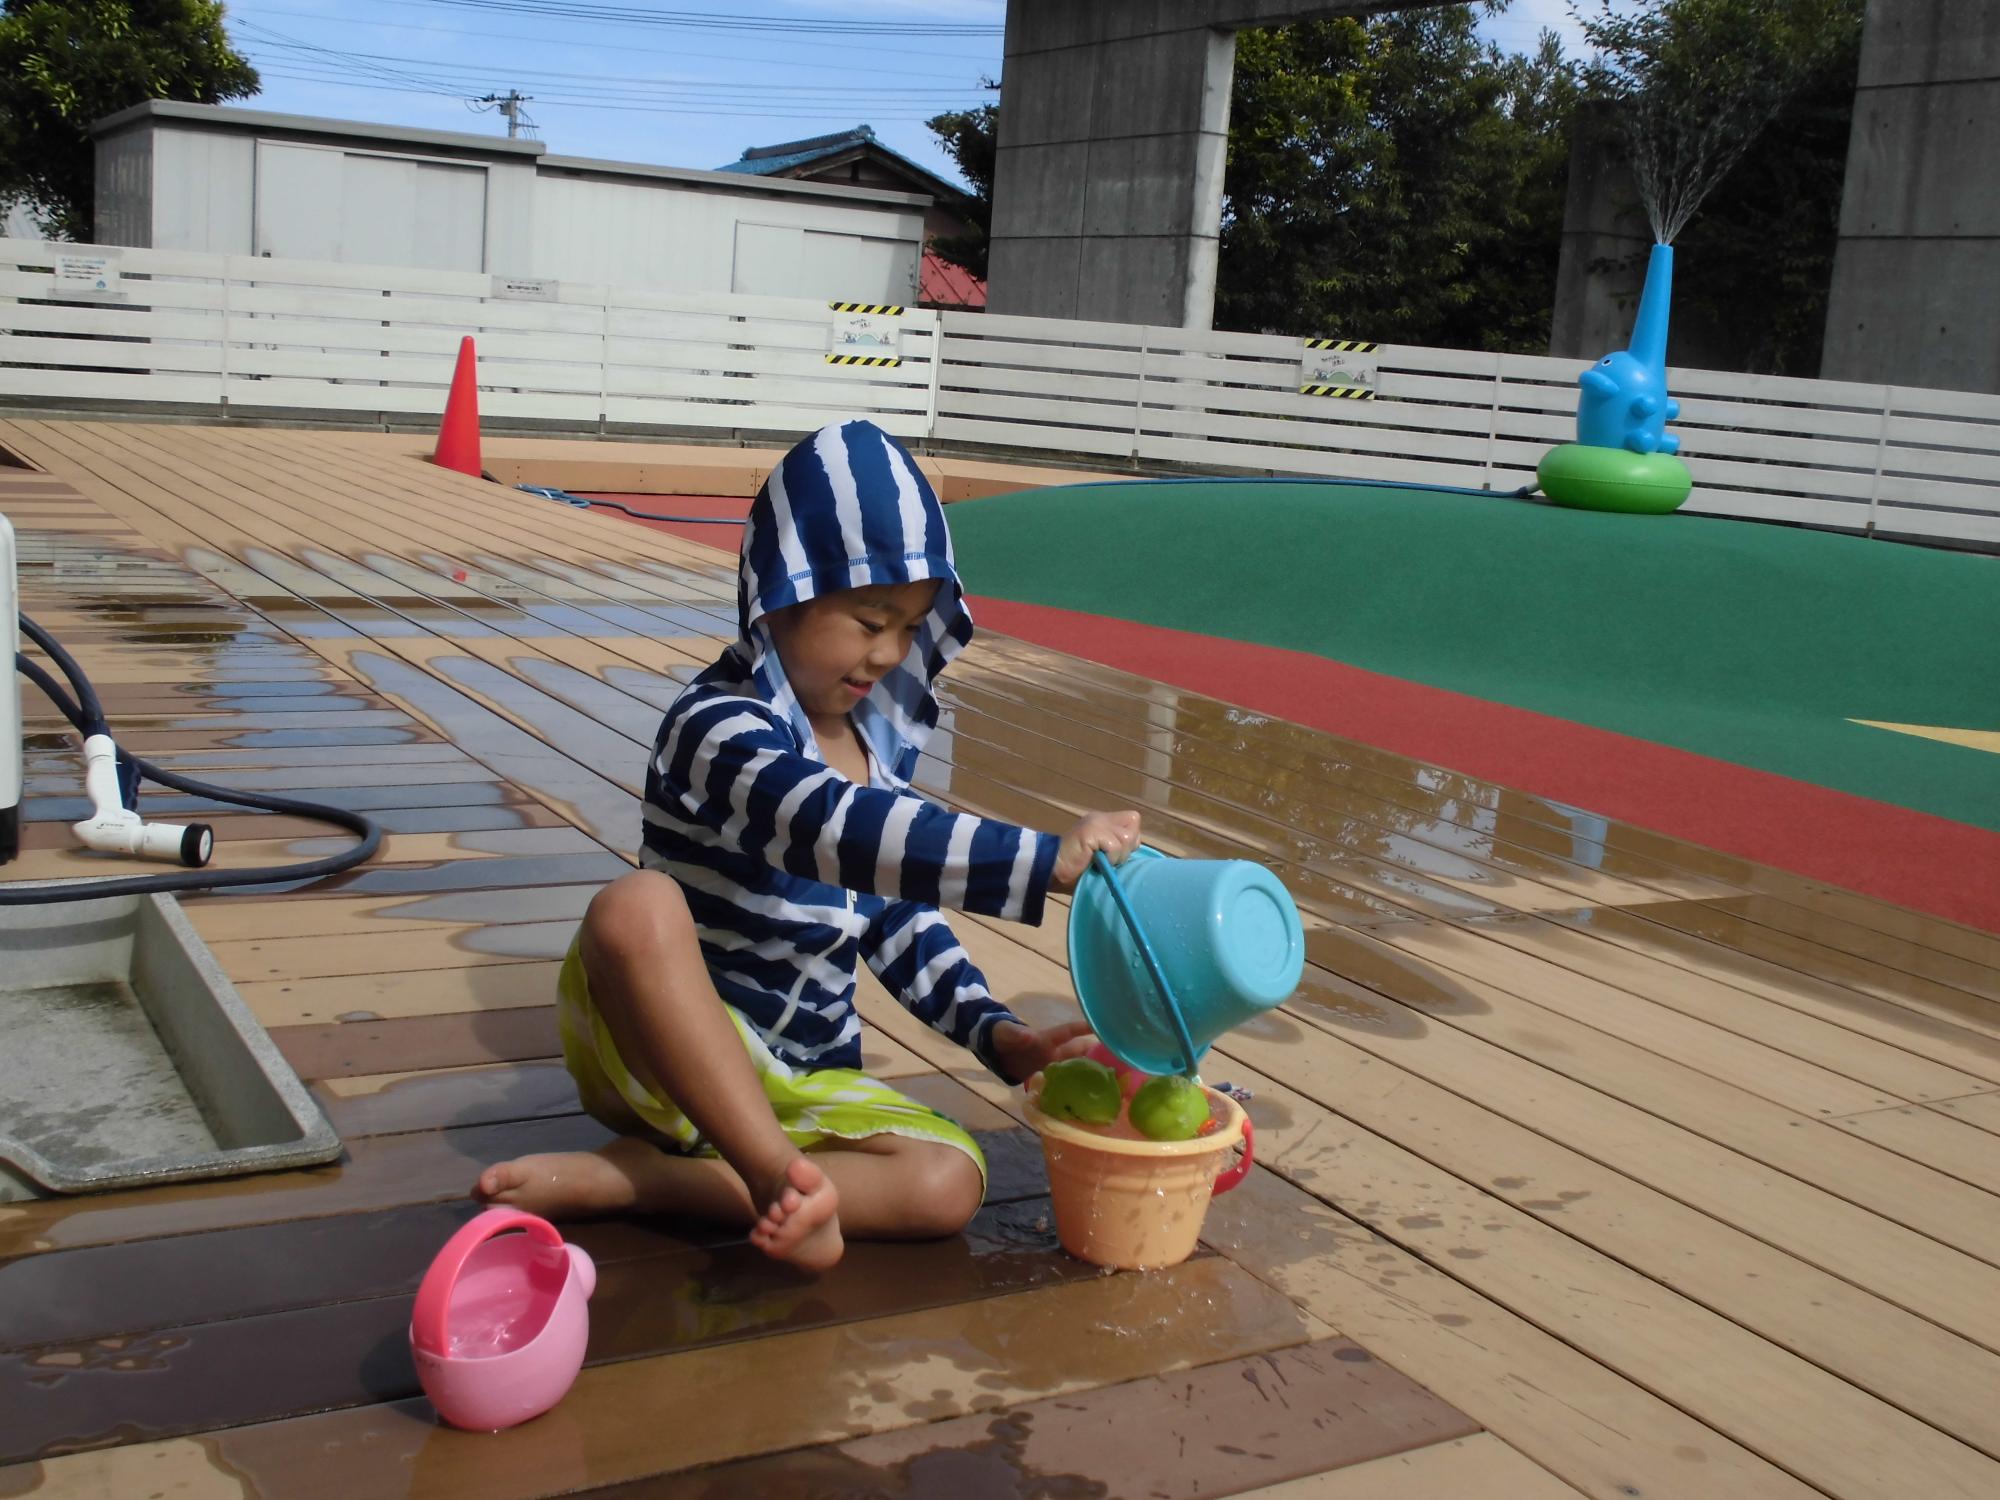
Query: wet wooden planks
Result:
<box><xmin>605</xmin><ymin>1340</ymin><xmax>1484</xmax><ymax>1500</ymax></box>
<box><xmin>1</xmin><ymin>420</ymin><xmax>1997</xmax><ymax>1499</ymax></box>
<box><xmin>0</xmin><ymin>1137</ymin><xmax>1079</xmax><ymax>1466</ymax></box>
<box><xmin>6</xmin><ymin>1258</ymin><xmax>1334</xmax><ymax>1497</ymax></box>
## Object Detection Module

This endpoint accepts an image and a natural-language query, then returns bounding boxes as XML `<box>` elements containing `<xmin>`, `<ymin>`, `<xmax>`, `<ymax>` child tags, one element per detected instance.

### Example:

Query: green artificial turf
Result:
<box><xmin>949</xmin><ymin>479</ymin><xmax>2000</xmax><ymax>831</ymax></box>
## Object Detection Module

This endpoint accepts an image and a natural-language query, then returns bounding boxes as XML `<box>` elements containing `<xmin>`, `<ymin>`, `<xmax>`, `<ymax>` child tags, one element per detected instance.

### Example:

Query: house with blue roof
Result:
<box><xmin>718</xmin><ymin>126</ymin><xmax>985</xmax><ymax>309</ymax></box>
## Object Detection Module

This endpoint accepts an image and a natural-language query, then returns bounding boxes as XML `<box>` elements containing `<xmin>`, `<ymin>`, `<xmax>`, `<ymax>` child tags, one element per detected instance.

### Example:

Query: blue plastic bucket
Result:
<box><xmin>1067</xmin><ymin>847</ymin><xmax>1305</xmax><ymax>1075</ymax></box>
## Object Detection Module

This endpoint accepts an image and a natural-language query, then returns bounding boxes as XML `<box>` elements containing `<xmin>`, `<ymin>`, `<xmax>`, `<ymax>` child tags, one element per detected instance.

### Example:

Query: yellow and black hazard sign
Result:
<box><xmin>1300</xmin><ymin>335</ymin><xmax>1381</xmax><ymax>399</ymax></box>
<box><xmin>828</xmin><ymin>304</ymin><xmax>904</xmax><ymax>365</ymax></box>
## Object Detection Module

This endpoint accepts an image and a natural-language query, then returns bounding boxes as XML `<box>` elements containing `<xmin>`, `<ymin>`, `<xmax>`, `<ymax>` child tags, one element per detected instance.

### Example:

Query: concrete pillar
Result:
<box><xmin>988</xmin><ymin>1</ymin><xmax>1413</xmax><ymax>329</ymax></box>
<box><xmin>1547</xmin><ymin>102</ymin><xmax>1652</xmax><ymax>361</ymax></box>
<box><xmin>1822</xmin><ymin>0</ymin><xmax>2000</xmax><ymax>393</ymax></box>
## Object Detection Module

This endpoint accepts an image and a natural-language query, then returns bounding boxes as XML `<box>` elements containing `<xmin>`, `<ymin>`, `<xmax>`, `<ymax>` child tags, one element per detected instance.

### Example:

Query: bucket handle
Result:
<box><xmin>1089</xmin><ymin>850</ymin><xmax>1201</xmax><ymax>1078</ymax></box>
<box><xmin>1213</xmin><ymin>1115</ymin><xmax>1255</xmax><ymax>1196</ymax></box>
<box><xmin>411</xmin><ymin>1207</ymin><xmax>565</xmax><ymax>1355</ymax></box>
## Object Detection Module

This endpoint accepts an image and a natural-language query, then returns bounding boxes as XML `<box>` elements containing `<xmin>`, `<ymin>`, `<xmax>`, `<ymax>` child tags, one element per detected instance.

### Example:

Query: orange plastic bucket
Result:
<box><xmin>1024</xmin><ymin>1089</ymin><xmax>1253</xmax><ymax>1271</ymax></box>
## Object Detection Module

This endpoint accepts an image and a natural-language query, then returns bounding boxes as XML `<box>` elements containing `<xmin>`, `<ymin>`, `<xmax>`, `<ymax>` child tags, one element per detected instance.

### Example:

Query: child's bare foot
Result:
<box><xmin>748</xmin><ymin>1155</ymin><xmax>843</xmax><ymax>1271</ymax></box>
<box><xmin>473</xmin><ymin>1139</ymin><xmax>653</xmax><ymax>1218</ymax></box>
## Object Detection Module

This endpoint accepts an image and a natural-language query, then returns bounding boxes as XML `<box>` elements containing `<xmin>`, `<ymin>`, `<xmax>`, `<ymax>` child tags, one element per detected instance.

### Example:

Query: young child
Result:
<box><xmin>476</xmin><ymin>418</ymin><xmax>1140</xmax><ymax>1271</ymax></box>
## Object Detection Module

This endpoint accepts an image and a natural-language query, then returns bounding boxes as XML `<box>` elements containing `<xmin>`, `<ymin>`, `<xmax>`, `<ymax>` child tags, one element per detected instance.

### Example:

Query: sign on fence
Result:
<box><xmin>827</xmin><ymin>303</ymin><xmax>902</xmax><ymax>367</ymax></box>
<box><xmin>492</xmin><ymin>275</ymin><xmax>559</xmax><ymax>303</ymax></box>
<box><xmin>1300</xmin><ymin>338</ymin><xmax>1378</xmax><ymax>399</ymax></box>
<box><xmin>52</xmin><ymin>252</ymin><xmax>122</xmax><ymax>300</ymax></box>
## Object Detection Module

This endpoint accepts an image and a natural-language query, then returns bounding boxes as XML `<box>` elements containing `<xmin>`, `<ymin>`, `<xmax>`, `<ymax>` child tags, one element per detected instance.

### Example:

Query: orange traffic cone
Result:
<box><xmin>432</xmin><ymin>336</ymin><xmax>482</xmax><ymax>476</ymax></box>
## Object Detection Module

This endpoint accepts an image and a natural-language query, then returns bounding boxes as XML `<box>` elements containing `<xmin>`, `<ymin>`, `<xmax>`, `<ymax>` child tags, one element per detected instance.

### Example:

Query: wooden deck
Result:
<box><xmin>1</xmin><ymin>418</ymin><xmax>1996</xmax><ymax>1499</ymax></box>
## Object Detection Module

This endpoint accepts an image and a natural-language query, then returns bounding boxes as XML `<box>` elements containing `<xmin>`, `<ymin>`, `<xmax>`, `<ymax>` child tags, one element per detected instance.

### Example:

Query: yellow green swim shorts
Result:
<box><xmin>553</xmin><ymin>935</ymin><xmax>987</xmax><ymax>1190</ymax></box>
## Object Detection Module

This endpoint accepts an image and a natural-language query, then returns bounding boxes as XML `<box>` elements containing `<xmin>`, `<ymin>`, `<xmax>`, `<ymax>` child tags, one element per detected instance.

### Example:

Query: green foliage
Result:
<box><xmin>0</xmin><ymin>0</ymin><xmax>258</xmax><ymax>241</ymax></box>
<box><xmin>925</xmin><ymin>94</ymin><xmax>996</xmax><ymax>278</ymax></box>
<box><xmin>1572</xmin><ymin>0</ymin><xmax>1863</xmax><ymax>243</ymax></box>
<box><xmin>1668</xmin><ymin>17</ymin><xmax>1861</xmax><ymax>374</ymax></box>
<box><xmin>1217</xmin><ymin>5</ymin><xmax>1579</xmax><ymax>352</ymax></box>
<box><xmin>1572</xmin><ymin>0</ymin><xmax>1865</xmax><ymax>374</ymax></box>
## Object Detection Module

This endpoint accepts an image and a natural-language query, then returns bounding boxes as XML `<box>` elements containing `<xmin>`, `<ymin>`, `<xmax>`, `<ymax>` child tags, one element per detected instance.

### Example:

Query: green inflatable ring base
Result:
<box><xmin>1538</xmin><ymin>443</ymin><xmax>1692</xmax><ymax>514</ymax></box>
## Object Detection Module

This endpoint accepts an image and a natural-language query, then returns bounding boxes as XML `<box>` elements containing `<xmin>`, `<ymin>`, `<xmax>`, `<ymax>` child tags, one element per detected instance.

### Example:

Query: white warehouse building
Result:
<box><xmin>89</xmin><ymin>101</ymin><xmax>928</xmax><ymax>305</ymax></box>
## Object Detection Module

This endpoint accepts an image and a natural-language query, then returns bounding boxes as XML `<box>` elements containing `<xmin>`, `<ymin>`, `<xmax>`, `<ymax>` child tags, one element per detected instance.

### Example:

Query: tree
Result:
<box><xmin>1572</xmin><ymin>0</ymin><xmax>1861</xmax><ymax>243</ymax></box>
<box><xmin>1571</xmin><ymin>0</ymin><xmax>1865</xmax><ymax>375</ymax></box>
<box><xmin>925</xmin><ymin>94</ymin><xmax>996</xmax><ymax>278</ymax></box>
<box><xmin>1217</xmin><ymin>6</ymin><xmax>1579</xmax><ymax>351</ymax></box>
<box><xmin>0</xmin><ymin>0</ymin><xmax>258</xmax><ymax>242</ymax></box>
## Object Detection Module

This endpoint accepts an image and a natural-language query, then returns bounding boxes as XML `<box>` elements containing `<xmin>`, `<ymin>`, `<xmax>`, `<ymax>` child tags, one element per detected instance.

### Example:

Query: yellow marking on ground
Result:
<box><xmin>1850</xmin><ymin>720</ymin><xmax>2000</xmax><ymax>755</ymax></box>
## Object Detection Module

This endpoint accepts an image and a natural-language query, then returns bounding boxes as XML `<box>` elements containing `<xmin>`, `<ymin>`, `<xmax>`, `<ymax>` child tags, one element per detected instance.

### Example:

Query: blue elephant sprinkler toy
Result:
<box><xmin>1539</xmin><ymin>242</ymin><xmax>1694</xmax><ymax>514</ymax></box>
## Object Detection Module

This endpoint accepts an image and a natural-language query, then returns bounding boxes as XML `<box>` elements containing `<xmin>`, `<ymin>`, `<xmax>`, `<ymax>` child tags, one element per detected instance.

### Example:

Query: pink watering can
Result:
<box><xmin>409</xmin><ymin>1208</ymin><xmax>596</xmax><ymax>1431</ymax></box>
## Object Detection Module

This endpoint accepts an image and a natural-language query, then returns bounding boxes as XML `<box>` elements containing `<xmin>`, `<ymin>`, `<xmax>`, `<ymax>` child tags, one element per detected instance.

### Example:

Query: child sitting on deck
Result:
<box><xmin>476</xmin><ymin>419</ymin><xmax>1140</xmax><ymax>1271</ymax></box>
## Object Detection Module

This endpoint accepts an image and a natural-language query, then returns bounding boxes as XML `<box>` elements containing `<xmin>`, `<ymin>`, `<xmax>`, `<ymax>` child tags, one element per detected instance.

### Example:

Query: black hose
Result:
<box><xmin>1055</xmin><ymin>475</ymin><xmax>1544</xmax><ymax>501</ymax></box>
<box><xmin>6</xmin><ymin>612</ymin><xmax>382</xmax><ymax>905</ymax></box>
<box><xmin>522</xmin><ymin>485</ymin><xmax>747</xmax><ymax>525</ymax></box>
<box><xmin>19</xmin><ymin>615</ymin><xmax>104</xmax><ymax>734</ymax></box>
<box><xmin>17</xmin><ymin>653</ymin><xmax>89</xmax><ymax>736</ymax></box>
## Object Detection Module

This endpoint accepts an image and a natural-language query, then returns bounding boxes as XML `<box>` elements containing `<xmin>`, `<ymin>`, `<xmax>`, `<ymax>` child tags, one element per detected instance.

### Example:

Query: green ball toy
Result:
<box><xmin>1038</xmin><ymin>1057</ymin><xmax>1122</xmax><ymax>1125</ymax></box>
<box><xmin>1129</xmin><ymin>1075</ymin><xmax>1210</xmax><ymax>1142</ymax></box>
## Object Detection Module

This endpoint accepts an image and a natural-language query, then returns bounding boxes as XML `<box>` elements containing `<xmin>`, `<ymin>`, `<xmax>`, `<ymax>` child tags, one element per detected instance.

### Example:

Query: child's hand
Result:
<box><xmin>1052</xmin><ymin>810</ymin><xmax>1142</xmax><ymax>890</ymax></box>
<box><xmin>991</xmin><ymin>1019</ymin><xmax>1096</xmax><ymax>1084</ymax></box>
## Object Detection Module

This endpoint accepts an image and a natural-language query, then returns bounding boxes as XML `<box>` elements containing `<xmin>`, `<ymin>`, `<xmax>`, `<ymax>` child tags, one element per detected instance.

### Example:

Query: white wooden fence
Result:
<box><xmin>5</xmin><ymin>237</ymin><xmax>1998</xmax><ymax>547</ymax></box>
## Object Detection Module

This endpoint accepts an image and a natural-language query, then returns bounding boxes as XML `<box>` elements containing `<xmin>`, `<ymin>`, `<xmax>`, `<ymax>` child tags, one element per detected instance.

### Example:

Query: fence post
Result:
<box><xmin>599</xmin><ymin>296</ymin><xmax>612</xmax><ymax>438</ymax></box>
<box><xmin>217</xmin><ymin>264</ymin><xmax>231</xmax><ymax>419</ymax></box>
<box><xmin>1485</xmin><ymin>360</ymin><xmax>1505</xmax><ymax>489</ymax></box>
<box><xmin>1864</xmin><ymin>386</ymin><xmax>1893</xmax><ymax>538</ymax></box>
<box><xmin>1132</xmin><ymin>331</ymin><xmax>1148</xmax><ymax>465</ymax></box>
<box><xmin>924</xmin><ymin>308</ymin><xmax>943</xmax><ymax>441</ymax></box>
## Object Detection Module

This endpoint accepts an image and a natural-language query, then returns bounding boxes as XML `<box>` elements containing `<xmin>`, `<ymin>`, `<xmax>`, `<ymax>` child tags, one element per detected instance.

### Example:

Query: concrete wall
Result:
<box><xmin>986</xmin><ymin>1</ymin><xmax>1429</xmax><ymax>329</ymax></box>
<box><xmin>1822</xmin><ymin>0</ymin><xmax>2000</xmax><ymax>392</ymax></box>
<box><xmin>1547</xmin><ymin>103</ymin><xmax>1651</xmax><ymax>362</ymax></box>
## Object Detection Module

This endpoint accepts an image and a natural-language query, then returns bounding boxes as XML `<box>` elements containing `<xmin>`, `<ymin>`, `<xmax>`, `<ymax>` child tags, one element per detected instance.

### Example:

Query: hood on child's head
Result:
<box><xmin>735</xmin><ymin>419</ymin><xmax>972</xmax><ymax>785</ymax></box>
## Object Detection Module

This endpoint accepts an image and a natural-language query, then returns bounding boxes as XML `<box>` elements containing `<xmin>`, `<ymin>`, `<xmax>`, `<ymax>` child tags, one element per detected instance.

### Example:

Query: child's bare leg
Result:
<box><xmin>792</xmin><ymin>1136</ymin><xmax>984</xmax><ymax>1240</ymax></box>
<box><xmin>487</xmin><ymin>1133</ymin><xmax>983</xmax><ymax>1243</ymax></box>
<box><xmin>476</xmin><ymin>870</ymin><xmax>841</xmax><ymax>1269</ymax></box>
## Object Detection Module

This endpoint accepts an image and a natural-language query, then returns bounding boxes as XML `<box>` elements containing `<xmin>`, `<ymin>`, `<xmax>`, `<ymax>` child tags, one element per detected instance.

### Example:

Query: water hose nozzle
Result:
<box><xmin>71</xmin><ymin>734</ymin><xmax>214</xmax><ymax>867</ymax></box>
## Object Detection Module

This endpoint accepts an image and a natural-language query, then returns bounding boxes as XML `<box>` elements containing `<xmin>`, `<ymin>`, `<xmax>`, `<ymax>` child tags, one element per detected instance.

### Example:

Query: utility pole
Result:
<box><xmin>478</xmin><ymin>91</ymin><xmax>533</xmax><ymax>139</ymax></box>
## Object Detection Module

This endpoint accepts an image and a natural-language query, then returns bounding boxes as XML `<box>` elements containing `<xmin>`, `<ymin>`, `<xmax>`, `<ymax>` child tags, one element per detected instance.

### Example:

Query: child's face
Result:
<box><xmin>766</xmin><ymin>579</ymin><xmax>941</xmax><ymax>722</ymax></box>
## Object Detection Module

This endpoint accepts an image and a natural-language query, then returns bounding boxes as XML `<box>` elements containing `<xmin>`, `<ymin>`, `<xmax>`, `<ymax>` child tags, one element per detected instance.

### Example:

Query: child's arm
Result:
<box><xmin>862</xmin><ymin>902</ymin><xmax>1064</xmax><ymax>1081</ymax></box>
<box><xmin>659</xmin><ymin>696</ymin><xmax>1069</xmax><ymax>920</ymax></box>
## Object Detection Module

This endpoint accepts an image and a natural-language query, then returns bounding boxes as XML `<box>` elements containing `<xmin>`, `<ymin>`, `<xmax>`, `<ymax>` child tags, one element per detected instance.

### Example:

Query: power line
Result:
<box><xmin>236</xmin><ymin>21</ymin><xmax>467</xmax><ymax>94</ymax></box>
<box><xmin>400</xmin><ymin>1</ymin><xmax>1003</xmax><ymax>36</ymax></box>
<box><xmin>476</xmin><ymin>88</ymin><xmax>535</xmax><ymax>137</ymax></box>
<box><xmin>252</xmin><ymin>69</ymin><xmax>960</xmax><ymax>119</ymax></box>
<box><xmin>245</xmin><ymin>59</ymin><xmax>986</xmax><ymax>109</ymax></box>
<box><xmin>244</xmin><ymin>37</ymin><xmax>991</xmax><ymax>96</ymax></box>
<box><xmin>233</xmin><ymin>2</ymin><xmax>989</xmax><ymax>80</ymax></box>
<box><xmin>228</xmin><ymin>6</ymin><xmax>996</xmax><ymax>148</ymax></box>
<box><xmin>331</xmin><ymin>0</ymin><xmax>1007</xmax><ymax>61</ymax></box>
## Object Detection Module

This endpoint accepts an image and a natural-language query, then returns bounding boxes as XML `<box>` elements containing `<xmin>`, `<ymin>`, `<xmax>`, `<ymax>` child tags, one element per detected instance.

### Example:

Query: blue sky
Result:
<box><xmin>221</xmin><ymin>0</ymin><xmax>1591</xmax><ymax>187</ymax></box>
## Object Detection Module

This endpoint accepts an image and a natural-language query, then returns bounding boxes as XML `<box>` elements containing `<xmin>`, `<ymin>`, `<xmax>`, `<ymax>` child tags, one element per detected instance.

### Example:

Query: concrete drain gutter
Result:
<box><xmin>0</xmin><ymin>891</ymin><xmax>341</xmax><ymax>1199</ymax></box>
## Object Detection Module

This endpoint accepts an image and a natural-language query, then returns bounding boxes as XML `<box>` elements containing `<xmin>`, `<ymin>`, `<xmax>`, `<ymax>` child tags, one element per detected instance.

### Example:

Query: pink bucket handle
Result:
<box><xmin>1212</xmin><ymin>1114</ymin><xmax>1254</xmax><ymax>1196</ymax></box>
<box><xmin>411</xmin><ymin>1208</ymin><xmax>565</xmax><ymax>1355</ymax></box>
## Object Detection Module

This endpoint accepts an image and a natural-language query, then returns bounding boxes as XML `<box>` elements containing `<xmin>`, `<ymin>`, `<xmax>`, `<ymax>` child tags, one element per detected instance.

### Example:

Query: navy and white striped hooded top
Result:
<box><xmin>642</xmin><ymin>420</ymin><xmax>1061</xmax><ymax>1078</ymax></box>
